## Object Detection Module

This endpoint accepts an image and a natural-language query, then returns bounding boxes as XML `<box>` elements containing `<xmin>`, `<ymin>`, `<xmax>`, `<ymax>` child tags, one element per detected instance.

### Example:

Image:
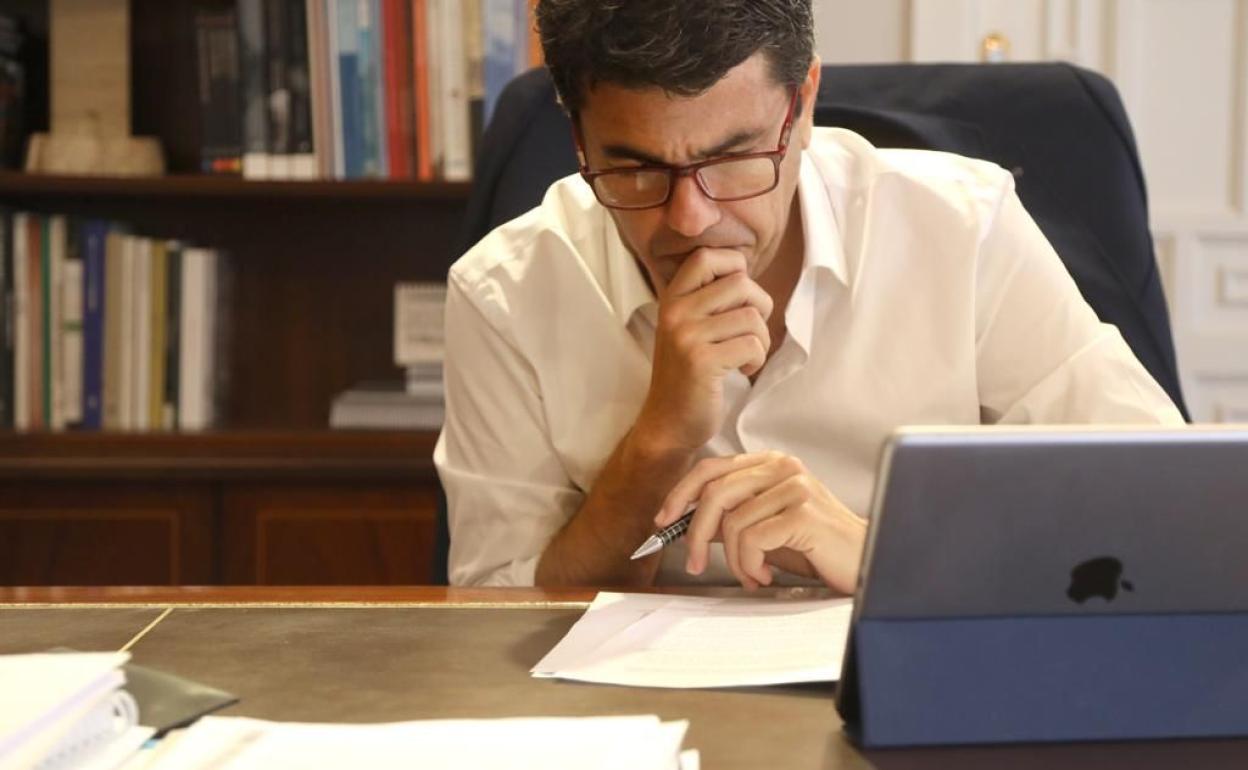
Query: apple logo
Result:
<box><xmin>1067</xmin><ymin>556</ymin><xmax>1135</xmax><ymax>603</ymax></box>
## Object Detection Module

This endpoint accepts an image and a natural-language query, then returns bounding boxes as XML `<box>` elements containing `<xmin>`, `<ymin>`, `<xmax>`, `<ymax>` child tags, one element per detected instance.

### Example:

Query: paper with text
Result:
<box><xmin>532</xmin><ymin>592</ymin><xmax>853</xmax><ymax>689</ymax></box>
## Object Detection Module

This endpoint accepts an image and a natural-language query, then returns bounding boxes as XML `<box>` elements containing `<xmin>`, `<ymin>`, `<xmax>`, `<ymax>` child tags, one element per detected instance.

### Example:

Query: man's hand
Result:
<box><xmin>634</xmin><ymin>248</ymin><xmax>774</xmax><ymax>455</ymax></box>
<box><xmin>654</xmin><ymin>452</ymin><xmax>868</xmax><ymax>593</ymax></box>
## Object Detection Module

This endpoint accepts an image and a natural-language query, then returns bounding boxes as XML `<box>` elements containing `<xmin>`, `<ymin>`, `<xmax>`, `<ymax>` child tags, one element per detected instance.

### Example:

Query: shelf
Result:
<box><xmin>0</xmin><ymin>172</ymin><xmax>474</xmax><ymax>202</ymax></box>
<box><xmin>0</xmin><ymin>430</ymin><xmax>440</xmax><ymax>481</ymax></box>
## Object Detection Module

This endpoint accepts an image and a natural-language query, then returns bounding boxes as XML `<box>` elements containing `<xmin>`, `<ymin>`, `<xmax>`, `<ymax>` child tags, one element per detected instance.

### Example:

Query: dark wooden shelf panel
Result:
<box><xmin>0</xmin><ymin>172</ymin><xmax>473</xmax><ymax>201</ymax></box>
<box><xmin>0</xmin><ymin>430</ymin><xmax>439</xmax><ymax>480</ymax></box>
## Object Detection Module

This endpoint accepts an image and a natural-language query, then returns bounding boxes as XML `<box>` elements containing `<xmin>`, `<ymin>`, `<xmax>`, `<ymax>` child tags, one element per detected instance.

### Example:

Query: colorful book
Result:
<box><xmin>411</xmin><ymin>0</ymin><xmax>433</xmax><ymax>181</ymax></box>
<box><xmin>381</xmin><ymin>0</ymin><xmax>412</xmax><ymax>179</ymax></box>
<box><xmin>334</xmin><ymin>0</ymin><xmax>364</xmax><ymax>177</ymax></box>
<box><xmin>356</xmin><ymin>0</ymin><xmax>385</xmax><ymax>177</ymax></box>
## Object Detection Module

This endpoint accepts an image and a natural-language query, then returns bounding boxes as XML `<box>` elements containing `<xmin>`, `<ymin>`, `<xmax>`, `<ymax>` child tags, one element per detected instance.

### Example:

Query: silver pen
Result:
<box><xmin>630</xmin><ymin>508</ymin><xmax>695</xmax><ymax>560</ymax></box>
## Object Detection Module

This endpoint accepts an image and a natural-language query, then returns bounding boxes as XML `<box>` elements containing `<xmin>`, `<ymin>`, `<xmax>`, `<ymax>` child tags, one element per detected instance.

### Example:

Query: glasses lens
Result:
<box><xmin>592</xmin><ymin>170</ymin><xmax>670</xmax><ymax>208</ymax></box>
<box><xmin>697</xmin><ymin>157</ymin><xmax>778</xmax><ymax>201</ymax></box>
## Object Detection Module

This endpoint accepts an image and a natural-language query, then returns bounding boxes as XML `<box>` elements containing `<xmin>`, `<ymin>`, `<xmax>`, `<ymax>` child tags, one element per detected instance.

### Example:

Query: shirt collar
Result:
<box><xmin>604</xmin><ymin>149</ymin><xmax>849</xmax><ymax>329</ymax></box>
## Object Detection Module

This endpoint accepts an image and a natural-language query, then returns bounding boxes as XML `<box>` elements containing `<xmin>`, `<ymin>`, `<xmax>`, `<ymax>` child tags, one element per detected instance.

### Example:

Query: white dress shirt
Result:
<box><xmin>435</xmin><ymin>127</ymin><xmax>1184</xmax><ymax>587</ymax></box>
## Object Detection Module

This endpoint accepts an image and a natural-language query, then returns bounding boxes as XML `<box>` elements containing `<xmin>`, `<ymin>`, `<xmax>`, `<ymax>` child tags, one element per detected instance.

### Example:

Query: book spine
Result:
<box><xmin>381</xmin><ymin>0</ymin><xmax>411</xmax><ymax>179</ymax></box>
<box><xmin>335</xmin><ymin>0</ymin><xmax>364</xmax><ymax>177</ymax></box>
<box><xmin>46</xmin><ymin>215</ymin><xmax>64</xmax><ymax>431</ymax></box>
<box><xmin>483</xmin><ymin>0</ymin><xmax>518</xmax><ymax>127</ymax></box>
<box><xmin>130</xmin><ymin>237</ymin><xmax>152</xmax><ymax>432</ymax></box>
<box><xmin>423</xmin><ymin>0</ymin><xmax>443</xmax><ymax>179</ymax></box>
<box><xmin>179</xmin><ymin>249</ymin><xmax>207</xmax><ymax>431</ymax></box>
<box><xmin>117</xmin><ymin>235</ymin><xmax>134</xmax><ymax>430</ymax></box>
<box><xmin>526</xmin><ymin>0</ymin><xmax>542</xmax><ymax>67</ymax></box>
<box><xmin>81</xmin><ymin>221</ymin><xmax>106</xmax><ymax>431</ymax></box>
<box><xmin>306</xmin><ymin>0</ymin><xmax>332</xmax><ymax>179</ymax></box>
<box><xmin>463</xmin><ymin>0</ymin><xmax>484</xmax><ymax>167</ymax></box>
<box><xmin>287</xmin><ymin>0</ymin><xmax>316</xmax><ymax>179</ymax></box>
<box><xmin>61</xmin><ymin>218</ymin><xmax>83</xmax><ymax>428</ymax></box>
<box><xmin>264</xmin><ymin>0</ymin><xmax>292</xmax><ymax>180</ymax></box>
<box><xmin>355</xmin><ymin>0</ymin><xmax>384</xmax><ymax>177</ymax></box>
<box><xmin>148</xmin><ymin>240</ymin><xmax>167</xmax><ymax>430</ymax></box>
<box><xmin>164</xmin><ymin>243</ymin><xmax>181</xmax><ymax>430</ymax></box>
<box><xmin>326</xmin><ymin>0</ymin><xmax>345</xmax><ymax>178</ymax></box>
<box><xmin>30</xmin><ymin>214</ymin><xmax>43</xmax><ymax>430</ymax></box>
<box><xmin>0</xmin><ymin>207</ymin><xmax>10</xmax><ymax>430</ymax></box>
<box><xmin>438</xmin><ymin>0</ymin><xmax>470</xmax><ymax>181</ymax></box>
<box><xmin>61</xmin><ymin>257</ymin><xmax>83</xmax><ymax>430</ymax></box>
<box><xmin>11</xmin><ymin>211</ymin><xmax>24</xmax><ymax>431</ymax></box>
<box><xmin>194</xmin><ymin>4</ymin><xmax>244</xmax><ymax>174</ymax></box>
<box><xmin>238</xmin><ymin>0</ymin><xmax>270</xmax><ymax>180</ymax></box>
<box><xmin>411</xmin><ymin>0</ymin><xmax>432</xmax><ymax>181</ymax></box>
<box><xmin>102</xmin><ymin>229</ymin><xmax>125</xmax><ymax>431</ymax></box>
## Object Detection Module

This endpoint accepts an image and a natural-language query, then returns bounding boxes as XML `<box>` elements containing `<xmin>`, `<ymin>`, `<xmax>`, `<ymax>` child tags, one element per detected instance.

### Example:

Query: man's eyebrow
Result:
<box><xmin>601</xmin><ymin>127</ymin><xmax>768</xmax><ymax>166</ymax></box>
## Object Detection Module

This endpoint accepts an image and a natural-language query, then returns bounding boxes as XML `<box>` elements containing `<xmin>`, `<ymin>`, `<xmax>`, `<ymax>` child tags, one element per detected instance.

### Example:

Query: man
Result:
<box><xmin>434</xmin><ymin>0</ymin><xmax>1183</xmax><ymax>589</ymax></box>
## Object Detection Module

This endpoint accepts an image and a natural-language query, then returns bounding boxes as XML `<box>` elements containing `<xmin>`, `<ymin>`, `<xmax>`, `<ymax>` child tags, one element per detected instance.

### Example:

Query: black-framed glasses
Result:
<box><xmin>577</xmin><ymin>89</ymin><xmax>800</xmax><ymax>211</ymax></box>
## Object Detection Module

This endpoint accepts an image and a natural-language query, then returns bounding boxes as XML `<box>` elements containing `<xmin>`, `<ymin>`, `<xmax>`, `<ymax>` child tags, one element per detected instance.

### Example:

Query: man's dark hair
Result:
<box><xmin>536</xmin><ymin>0</ymin><xmax>814</xmax><ymax>116</ymax></box>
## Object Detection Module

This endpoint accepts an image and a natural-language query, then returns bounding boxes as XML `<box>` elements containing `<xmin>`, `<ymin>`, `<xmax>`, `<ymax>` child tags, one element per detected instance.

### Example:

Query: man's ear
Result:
<box><xmin>798</xmin><ymin>55</ymin><xmax>822</xmax><ymax>149</ymax></box>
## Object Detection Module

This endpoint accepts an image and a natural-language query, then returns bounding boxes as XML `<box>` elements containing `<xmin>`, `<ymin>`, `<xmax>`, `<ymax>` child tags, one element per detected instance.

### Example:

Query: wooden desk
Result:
<box><xmin>4</xmin><ymin>587</ymin><xmax>1246</xmax><ymax>769</ymax></box>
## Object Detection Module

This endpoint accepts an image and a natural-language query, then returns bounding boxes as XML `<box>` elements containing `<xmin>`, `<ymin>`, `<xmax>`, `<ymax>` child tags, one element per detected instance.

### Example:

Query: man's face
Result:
<box><xmin>576</xmin><ymin>53</ymin><xmax>819</xmax><ymax>293</ymax></box>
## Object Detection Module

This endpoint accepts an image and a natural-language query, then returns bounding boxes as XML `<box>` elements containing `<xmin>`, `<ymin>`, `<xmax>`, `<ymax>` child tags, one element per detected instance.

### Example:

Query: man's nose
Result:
<box><xmin>663</xmin><ymin>174</ymin><xmax>721</xmax><ymax>238</ymax></box>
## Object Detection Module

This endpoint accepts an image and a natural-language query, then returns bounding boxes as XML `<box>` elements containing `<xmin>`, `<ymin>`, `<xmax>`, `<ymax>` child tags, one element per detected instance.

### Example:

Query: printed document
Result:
<box><xmin>532</xmin><ymin>592</ymin><xmax>853</xmax><ymax>688</ymax></box>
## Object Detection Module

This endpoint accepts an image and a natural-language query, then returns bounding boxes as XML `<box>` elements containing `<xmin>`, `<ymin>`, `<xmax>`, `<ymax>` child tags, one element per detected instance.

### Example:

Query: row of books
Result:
<box><xmin>0</xmin><ymin>211</ymin><xmax>230</xmax><ymax>433</ymax></box>
<box><xmin>195</xmin><ymin>0</ymin><xmax>542</xmax><ymax>182</ymax></box>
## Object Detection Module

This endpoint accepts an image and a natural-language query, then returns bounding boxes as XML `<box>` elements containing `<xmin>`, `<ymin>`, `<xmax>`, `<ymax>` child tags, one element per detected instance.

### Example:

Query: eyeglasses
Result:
<box><xmin>577</xmin><ymin>89</ymin><xmax>800</xmax><ymax>211</ymax></box>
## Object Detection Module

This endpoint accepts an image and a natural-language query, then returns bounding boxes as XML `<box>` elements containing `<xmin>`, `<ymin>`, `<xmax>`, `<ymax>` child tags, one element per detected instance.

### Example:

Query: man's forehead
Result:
<box><xmin>578</xmin><ymin>81</ymin><xmax>788</xmax><ymax>161</ymax></box>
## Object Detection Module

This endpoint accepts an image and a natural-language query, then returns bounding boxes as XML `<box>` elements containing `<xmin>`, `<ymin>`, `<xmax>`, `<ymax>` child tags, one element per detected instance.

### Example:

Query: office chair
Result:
<box><xmin>434</xmin><ymin>62</ymin><xmax>1191</xmax><ymax>583</ymax></box>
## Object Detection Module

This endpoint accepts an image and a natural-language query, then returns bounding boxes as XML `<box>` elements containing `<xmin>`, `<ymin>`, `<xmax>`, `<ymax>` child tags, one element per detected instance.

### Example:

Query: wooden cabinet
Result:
<box><xmin>222</xmin><ymin>483</ymin><xmax>439</xmax><ymax>585</ymax></box>
<box><xmin>0</xmin><ymin>432</ymin><xmax>442</xmax><ymax>585</ymax></box>
<box><xmin>0</xmin><ymin>483</ymin><xmax>214</xmax><ymax>585</ymax></box>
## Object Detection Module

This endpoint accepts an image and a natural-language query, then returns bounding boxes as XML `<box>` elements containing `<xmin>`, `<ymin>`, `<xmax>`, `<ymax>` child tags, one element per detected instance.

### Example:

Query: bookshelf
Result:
<box><xmin>0</xmin><ymin>0</ymin><xmax>481</xmax><ymax>585</ymax></box>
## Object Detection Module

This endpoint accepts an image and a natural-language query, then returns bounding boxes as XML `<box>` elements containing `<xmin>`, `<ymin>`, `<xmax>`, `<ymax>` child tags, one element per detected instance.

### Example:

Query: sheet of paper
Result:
<box><xmin>533</xmin><ymin>592</ymin><xmax>853</xmax><ymax>689</ymax></box>
<box><xmin>144</xmin><ymin>715</ymin><xmax>690</xmax><ymax>770</ymax></box>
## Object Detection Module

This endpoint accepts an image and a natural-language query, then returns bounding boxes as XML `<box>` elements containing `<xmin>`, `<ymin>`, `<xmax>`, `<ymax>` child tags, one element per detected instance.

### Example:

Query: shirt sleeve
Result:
<box><xmin>973</xmin><ymin>179</ymin><xmax>1185</xmax><ymax>426</ymax></box>
<box><xmin>434</xmin><ymin>271</ymin><xmax>585</xmax><ymax>586</ymax></box>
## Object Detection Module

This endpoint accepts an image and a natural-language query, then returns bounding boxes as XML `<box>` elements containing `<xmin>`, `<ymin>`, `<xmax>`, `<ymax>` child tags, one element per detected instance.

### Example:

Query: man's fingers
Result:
<box><xmin>739</xmin><ymin>515</ymin><xmax>804</xmax><ymax>586</ymax></box>
<box><xmin>722</xmin><ymin>477</ymin><xmax>809</xmax><ymax>586</ymax></box>
<box><xmin>665</xmin><ymin>248</ymin><xmax>748</xmax><ymax>297</ymax></box>
<box><xmin>655</xmin><ymin>453</ymin><xmax>771</xmax><ymax>526</ymax></box>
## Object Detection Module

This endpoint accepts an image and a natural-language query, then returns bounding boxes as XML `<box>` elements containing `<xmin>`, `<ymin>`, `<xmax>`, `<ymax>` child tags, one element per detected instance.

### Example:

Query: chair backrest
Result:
<box><xmin>458</xmin><ymin>63</ymin><xmax>1188</xmax><ymax>418</ymax></box>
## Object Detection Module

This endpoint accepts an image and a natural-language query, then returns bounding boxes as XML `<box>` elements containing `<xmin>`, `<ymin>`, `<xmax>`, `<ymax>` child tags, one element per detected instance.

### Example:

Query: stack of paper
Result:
<box><xmin>533</xmin><ymin>592</ymin><xmax>854</xmax><ymax>689</ymax></box>
<box><xmin>0</xmin><ymin>652</ymin><xmax>153</xmax><ymax>770</ymax></box>
<box><xmin>126</xmin><ymin>715</ymin><xmax>697</xmax><ymax>770</ymax></box>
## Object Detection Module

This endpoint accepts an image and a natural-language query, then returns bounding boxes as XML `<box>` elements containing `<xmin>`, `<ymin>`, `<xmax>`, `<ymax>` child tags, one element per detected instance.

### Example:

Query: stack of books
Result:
<box><xmin>193</xmin><ymin>0</ymin><xmax>543</xmax><ymax>182</ymax></box>
<box><xmin>330</xmin><ymin>281</ymin><xmax>443</xmax><ymax>429</ymax></box>
<box><xmin>0</xmin><ymin>652</ymin><xmax>152</xmax><ymax>770</ymax></box>
<box><xmin>0</xmin><ymin>210</ymin><xmax>231</xmax><ymax>432</ymax></box>
<box><xmin>329</xmin><ymin>365</ymin><xmax>443</xmax><ymax>430</ymax></box>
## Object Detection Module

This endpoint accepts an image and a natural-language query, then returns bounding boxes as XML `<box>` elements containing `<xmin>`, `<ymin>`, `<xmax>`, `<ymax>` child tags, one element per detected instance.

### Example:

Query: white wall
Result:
<box><xmin>812</xmin><ymin>0</ymin><xmax>1248</xmax><ymax>422</ymax></box>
